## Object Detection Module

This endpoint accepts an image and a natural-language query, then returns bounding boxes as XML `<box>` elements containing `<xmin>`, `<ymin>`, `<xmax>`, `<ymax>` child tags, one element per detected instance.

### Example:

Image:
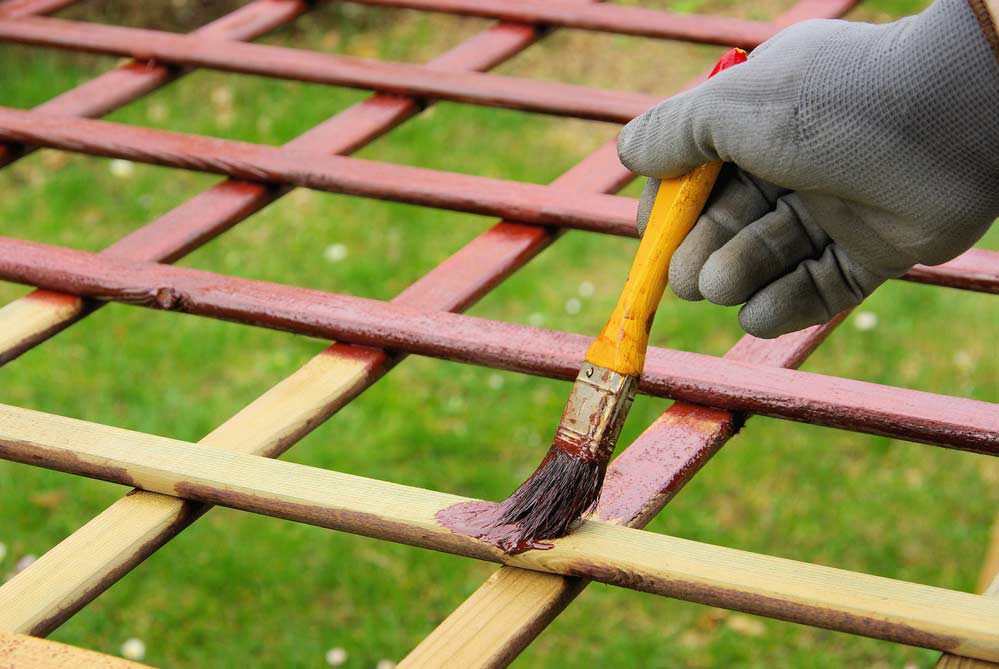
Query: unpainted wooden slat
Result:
<box><xmin>1</xmin><ymin>403</ymin><xmax>998</xmax><ymax>662</ymax></box>
<box><xmin>0</xmin><ymin>632</ymin><xmax>154</xmax><ymax>669</ymax></box>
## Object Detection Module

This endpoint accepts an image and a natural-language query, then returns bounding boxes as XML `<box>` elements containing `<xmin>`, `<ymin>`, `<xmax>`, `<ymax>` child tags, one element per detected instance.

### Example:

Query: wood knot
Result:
<box><xmin>154</xmin><ymin>287</ymin><xmax>183</xmax><ymax>309</ymax></box>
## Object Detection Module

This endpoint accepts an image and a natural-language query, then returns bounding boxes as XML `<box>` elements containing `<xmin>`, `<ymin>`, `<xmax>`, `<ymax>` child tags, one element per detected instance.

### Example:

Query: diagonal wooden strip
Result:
<box><xmin>1</xmin><ymin>103</ymin><xmax>993</xmax><ymax>292</ymax></box>
<box><xmin>0</xmin><ymin>105</ymin><xmax>638</xmax><ymax>234</ymax></box>
<box><xmin>400</xmin><ymin>322</ymin><xmax>843</xmax><ymax>668</ymax></box>
<box><xmin>0</xmin><ymin>15</ymin><xmax>660</xmax><ymax>122</ymax></box>
<box><xmin>0</xmin><ymin>0</ymin><xmax>75</xmax><ymax>18</ymax></box>
<box><xmin>0</xmin><ymin>0</ymin><xmax>312</xmax><ymax>168</ymax></box>
<box><xmin>0</xmin><ymin>14</ymin><xmax>629</xmax><ymax>635</ymax></box>
<box><xmin>0</xmin><ymin>631</ymin><xmax>154</xmax><ymax>669</ymax></box>
<box><xmin>1</xmin><ymin>403</ymin><xmax>998</xmax><ymax>662</ymax></box>
<box><xmin>0</xmin><ymin>236</ymin><xmax>996</xmax><ymax>453</ymax></box>
<box><xmin>0</xmin><ymin>16</ymin><xmax>547</xmax><ymax>368</ymax></box>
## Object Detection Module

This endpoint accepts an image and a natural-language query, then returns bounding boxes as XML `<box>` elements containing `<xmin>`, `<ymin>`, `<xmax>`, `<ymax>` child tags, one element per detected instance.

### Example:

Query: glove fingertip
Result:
<box><xmin>668</xmin><ymin>245</ymin><xmax>705</xmax><ymax>301</ymax></box>
<box><xmin>737</xmin><ymin>296</ymin><xmax>793</xmax><ymax>339</ymax></box>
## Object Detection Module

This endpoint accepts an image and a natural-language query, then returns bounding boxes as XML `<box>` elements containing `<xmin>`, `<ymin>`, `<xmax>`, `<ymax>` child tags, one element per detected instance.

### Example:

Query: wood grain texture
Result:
<box><xmin>0</xmin><ymin>347</ymin><xmax>384</xmax><ymax>635</ymax></box>
<box><xmin>400</xmin><ymin>322</ymin><xmax>845</xmax><ymax>669</ymax></box>
<box><xmin>0</xmin><ymin>8</ymin><xmax>626</xmax><ymax>637</ymax></box>
<box><xmin>0</xmin><ymin>237</ymin><xmax>995</xmax><ymax>454</ymax></box>
<box><xmin>0</xmin><ymin>632</ymin><xmax>153</xmax><ymax>668</ymax></box>
<box><xmin>1</xmin><ymin>403</ymin><xmax>998</xmax><ymax>661</ymax></box>
<box><xmin>586</xmin><ymin>162</ymin><xmax>722</xmax><ymax>375</ymax></box>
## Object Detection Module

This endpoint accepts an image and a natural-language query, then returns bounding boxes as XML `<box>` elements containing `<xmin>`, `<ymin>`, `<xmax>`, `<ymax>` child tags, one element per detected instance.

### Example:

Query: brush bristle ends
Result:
<box><xmin>494</xmin><ymin>446</ymin><xmax>606</xmax><ymax>543</ymax></box>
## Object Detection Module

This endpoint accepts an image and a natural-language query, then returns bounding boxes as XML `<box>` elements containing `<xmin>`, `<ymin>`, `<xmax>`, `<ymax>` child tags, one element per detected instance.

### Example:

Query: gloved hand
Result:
<box><xmin>617</xmin><ymin>0</ymin><xmax>999</xmax><ymax>338</ymax></box>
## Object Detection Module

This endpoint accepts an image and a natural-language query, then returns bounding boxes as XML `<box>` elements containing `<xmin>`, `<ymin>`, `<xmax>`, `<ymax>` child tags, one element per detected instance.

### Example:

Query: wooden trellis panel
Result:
<box><xmin>0</xmin><ymin>1</ymin><xmax>996</xmax><ymax>667</ymax></box>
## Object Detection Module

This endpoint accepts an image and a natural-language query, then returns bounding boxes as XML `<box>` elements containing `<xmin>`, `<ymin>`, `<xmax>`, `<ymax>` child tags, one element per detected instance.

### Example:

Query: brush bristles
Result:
<box><xmin>494</xmin><ymin>446</ymin><xmax>606</xmax><ymax>544</ymax></box>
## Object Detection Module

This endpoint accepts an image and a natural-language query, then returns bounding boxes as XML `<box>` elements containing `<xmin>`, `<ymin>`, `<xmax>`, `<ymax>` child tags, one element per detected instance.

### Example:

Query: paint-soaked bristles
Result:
<box><xmin>493</xmin><ymin>446</ymin><xmax>607</xmax><ymax>546</ymax></box>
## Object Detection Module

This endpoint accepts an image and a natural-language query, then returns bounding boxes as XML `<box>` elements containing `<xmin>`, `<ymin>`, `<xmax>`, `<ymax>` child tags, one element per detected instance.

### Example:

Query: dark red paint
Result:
<box><xmin>0</xmin><ymin>106</ymin><xmax>638</xmax><ymax>237</ymax></box>
<box><xmin>321</xmin><ymin>0</ymin><xmax>776</xmax><ymax>49</ymax></box>
<box><xmin>437</xmin><ymin>501</ymin><xmax>554</xmax><ymax>554</ymax></box>
<box><xmin>0</xmin><ymin>237</ymin><xmax>995</xmax><ymax>455</ymax></box>
<box><xmin>0</xmin><ymin>0</ymin><xmax>311</xmax><ymax>170</ymax></box>
<box><xmin>0</xmin><ymin>15</ymin><xmax>659</xmax><ymax>123</ymax></box>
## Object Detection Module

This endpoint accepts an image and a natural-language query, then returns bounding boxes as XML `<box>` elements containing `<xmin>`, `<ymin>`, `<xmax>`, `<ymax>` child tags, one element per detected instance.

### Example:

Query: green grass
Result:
<box><xmin>1</xmin><ymin>1</ymin><xmax>997</xmax><ymax>667</ymax></box>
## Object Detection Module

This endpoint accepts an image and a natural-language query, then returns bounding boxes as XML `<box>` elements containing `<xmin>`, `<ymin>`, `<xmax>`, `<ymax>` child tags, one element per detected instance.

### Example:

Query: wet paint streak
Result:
<box><xmin>437</xmin><ymin>500</ymin><xmax>554</xmax><ymax>554</ymax></box>
<box><xmin>0</xmin><ymin>16</ymin><xmax>660</xmax><ymax>123</ymax></box>
<box><xmin>0</xmin><ymin>237</ymin><xmax>995</xmax><ymax>454</ymax></box>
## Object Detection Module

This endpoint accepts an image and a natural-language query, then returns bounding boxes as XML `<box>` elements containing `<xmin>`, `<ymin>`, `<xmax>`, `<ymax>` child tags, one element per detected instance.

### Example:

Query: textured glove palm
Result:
<box><xmin>617</xmin><ymin>0</ymin><xmax>999</xmax><ymax>338</ymax></box>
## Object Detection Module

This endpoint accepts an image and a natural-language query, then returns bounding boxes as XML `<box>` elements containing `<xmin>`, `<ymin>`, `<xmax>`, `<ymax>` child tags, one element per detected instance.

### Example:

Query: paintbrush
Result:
<box><xmin>492</xmin><ymin>48</ymin><xmax>748</xmax><ymax>550</ymax></box>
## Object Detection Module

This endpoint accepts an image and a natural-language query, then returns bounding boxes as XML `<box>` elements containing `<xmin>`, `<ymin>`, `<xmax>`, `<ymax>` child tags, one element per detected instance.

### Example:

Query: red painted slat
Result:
<box><xmin>330</xmin><ymin>0</ymin><xmax>776</xmax><ymax>48</ymax></box>
<box><xmin>0</xmin><ymin>0</ymin><xmax>75</xmax><ymax>18</ymax></box>
<box><xmin>0</xmin><ymin>15</ymin><xmax>659</xmax><ymax>123</ymax></box>
<box><xmin>0</xmin><ymin>106</ymin><xmax>638</xmax><ymax>235</ymax></box>
<box><xmin>0</xmin><ymin>0</ymin><xmax>312</xmax><ymax>168</ymax></box>
<box><xmin>0</xmin><ymin>236</ymin><xmax>995</xmax><ymax>455</ymax></box>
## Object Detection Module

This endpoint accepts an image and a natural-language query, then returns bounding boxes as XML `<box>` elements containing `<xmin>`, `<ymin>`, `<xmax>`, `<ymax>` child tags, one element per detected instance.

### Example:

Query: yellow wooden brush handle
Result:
<box><xmin>585</xmin><ymin>162</ymin><xmax>723</xmax><ymax>376</ymax></box>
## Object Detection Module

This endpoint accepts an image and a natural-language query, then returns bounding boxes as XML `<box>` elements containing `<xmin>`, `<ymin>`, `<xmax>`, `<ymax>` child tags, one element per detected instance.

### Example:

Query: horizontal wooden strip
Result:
<box><xmin>0</xmin><ymin>236</ymin><xmax>995</xmax><ymax>453</ymax></box>
<box><xmin>400</xmin><ymin>320</ymin><xmax>844</xmax><ymax>668</ymax></box>
<box><xmin>907</xmin><ymin>249</ymin><xmax>999</xmax><ymax>294</ymax></box>
<box><xmin>0</xmin><ymin>15</ymin><xmax>658</xmax><ymax>123</ymax></box>
<box><xmin>340</xmin><ymin>0</ymin><xmax>775</xmax><ymax>47</ymax></box>
<box><xmin>0</xmin><ymin>104</ymin><xmax>992</xmax><ymax>294</ymax></box>
<box><xmin>0</xmin><ymin>403</ymin><xmax>997</xmax><ymax>661</ymax></box>
<box><xmin>0</xmin><ymin>11</ymin><xmax>604</xmax><ymax>636</ymax></box>
<box><xmin>0</xmin><ymin>0</ymin><xmax>311</xmax><ymax>168</ymax></box>
<box><xmin>0</xmin><ymin>106</ymin><xmax>638</xmax><ymax>237</ymax></box>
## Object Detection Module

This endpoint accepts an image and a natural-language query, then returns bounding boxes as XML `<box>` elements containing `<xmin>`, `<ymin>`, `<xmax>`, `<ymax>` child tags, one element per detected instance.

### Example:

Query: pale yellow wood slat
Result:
<box><xmin>1</xmin><ymin>403</ymin><xmax>998</xmax><ymax>662</ymax></box>
<box><xmin>936</xmin><ymin>516</ymin><xmax>999</xmax><ymax>669</ymax></box>
<box><xmin>0</xmin><ymin>349</ymin><xmax>379</xmax><ymax>635</ymax></box>
<box><xmin>0</xmin><ymin>631</ymin><xmax>154</xmax><ymax>668</ymax></box>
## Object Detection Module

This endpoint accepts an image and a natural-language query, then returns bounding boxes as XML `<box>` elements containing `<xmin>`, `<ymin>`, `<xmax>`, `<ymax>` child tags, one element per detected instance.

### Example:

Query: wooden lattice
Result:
<box><xmin>0</xmin><ymin>1</ymin><xmax>996</xmax><ymax>667</ymax></box>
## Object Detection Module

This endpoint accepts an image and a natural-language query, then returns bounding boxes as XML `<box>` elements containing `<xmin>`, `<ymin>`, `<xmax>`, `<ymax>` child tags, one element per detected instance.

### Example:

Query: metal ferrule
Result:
<box><xmin>552</xmin><ymin>363</ymin><xmax>638</xmax><ymax>463</ymax></box>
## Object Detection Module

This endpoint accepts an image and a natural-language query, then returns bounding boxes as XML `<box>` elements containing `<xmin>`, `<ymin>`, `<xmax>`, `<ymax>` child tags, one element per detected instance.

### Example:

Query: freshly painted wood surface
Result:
<box><xmin>0</xmin><ymin>632</ymin><xmax>153</xmax><ymax>668</ymax></box>
<box><xmin>2</xmin><ymin>236</ymin><xmax>997</xmax><ymax>454</ymax></box>
<box><xmin>1</xmin><ymin>404</ymin><xmax>998</xmax><ymax>662</ymax></box>
<box><xmin>586</xmin><ymin>162</ymin><xmax>721</xmax><ymax>376</ymax></box>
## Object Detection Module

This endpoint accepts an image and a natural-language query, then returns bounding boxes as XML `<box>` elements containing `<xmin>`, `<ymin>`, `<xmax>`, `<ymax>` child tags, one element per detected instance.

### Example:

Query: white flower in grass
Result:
<box><xmin>376</xmin><ymin>661</ymin><xmax>396</xmax><ymax>669</ymax></box>
<box><xmin>120</xmin><ymin>638</ymin><xmax>146</xmax><ymax>661</ymax></box>
<box><xmin>953</xmin><ymin>350</ymin><xmax>974</xmax><ymax>371</ymax></box>
<box><xmin>109</xmin><ymin>159</ymin><xmax>134</xmax><ymax>179</ymax></box>
<box><xmin>324</xmin><ymin>243</ymin><xmax>349</xmax><ymax>263</ymax></box>
<box><xmin>487</xmin><ymin>373</ymin><xmax>504</xmax><ymax>390</ymax></box>
<box><xmin>210</xmin><ymin>86</ymin><xmax>234</xmax><ymax>109</ymax></box>
<box><xmin>0</xmin><ymin>542</ymin><xmax>6</xmax><ymax>562</ymax></box>
<box><xmin>577</xmin><ymin>280</ymin><xmax>595</xmax><ymax>298</ymax></box>
<box><xmin>852</xmin><ymin>310</ymin><xmax>878</xmax><ymax>331</ymax></box>
<box><xmin>527</xmin><ymin>312</ymin><xmax>545</xmax><ymax>327</ymax></box>
<box><xmin>325</xmin><ymin>647</ymin><xmax>348</xmax><ymax>666</ymax></box>
<box><xmin>14</xmin><ymin>554</ymin><xmax>36</xmax><ymax>572</ymax></box>
<box><xmin>564</xmin><ymin>298</ymin><xmax>581</xmax><ymax>315</ymax></box>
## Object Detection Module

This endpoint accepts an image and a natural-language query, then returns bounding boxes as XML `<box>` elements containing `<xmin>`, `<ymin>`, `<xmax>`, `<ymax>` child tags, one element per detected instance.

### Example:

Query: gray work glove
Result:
<box><xmin>618</xmin><ymin>0</ymin><xmax>999</xmax><ymax>338</ymax></box>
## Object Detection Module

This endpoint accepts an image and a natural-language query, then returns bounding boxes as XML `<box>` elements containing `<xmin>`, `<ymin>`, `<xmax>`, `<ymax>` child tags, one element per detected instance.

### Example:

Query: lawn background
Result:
<box><xmin>1</xmin><ymin>0</ymin><xmax>997</xmax><ymax>667</ymax></box>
